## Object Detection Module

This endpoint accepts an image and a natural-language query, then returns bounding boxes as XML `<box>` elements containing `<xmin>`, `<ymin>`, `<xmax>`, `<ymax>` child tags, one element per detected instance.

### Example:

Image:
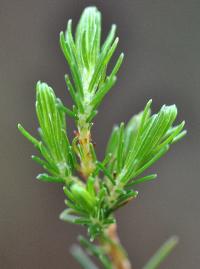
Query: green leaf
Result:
<box><xmin>143</xmin><ymin>236</ymin><xmax>179</xmax><ymax>269</ymax></box>
<box><xmin>37</xmin><ymin>173</ymin><xmax>65</xmax><ymax>183</ymax></box>
<box><xmin>86</xmin><ymin>176</ymin><xmax>96</xmax><ymax>196</ymax></box>
<box><xmin>101</xmin><ymin>24</ymin><xmax>116</xmax><ymax>54</ymax></box>
<box><xmin>111</xmin><ymin>190</ymin><xmax>138</xmax><ymax>211</ymax></box>
<box><xmin>18</xmin><ymin>124</ymin><xmax>40</xmax><ymax>148</ymax></box>
<box><xmin>56</xmin><ymin>101</ymin><xmax>77</xmax><ymax>119</ymax></box>
<box><xmin>127</xmin><ymin>174</ymin><xmax>157</xmax><ymax>187</ymax></box>
<box><xmin>105</xmin><ymin>125</ymin><xmax>119</xmax><ymax>156</ymax></box>
<box><xmin>130</xmin><ymin>145</ymin><xmax>169</xmax><ymax>180</ymax></box>
<box><xmin>64</xmin><ymin>74</ymin><xmax>78</xmax><ymax>106</ymax></box>
<box><xmin>71</xmin><ymin>245</ymin><xmax>99</xmax><ymax>269</ymax></box>
<box><xmin>70</xmin><ymin>183</ymin><xmax>97</xmax><ymax>214</ymax></box>
<box><xmin>91</xmin><ymin>77</ymin><xmax>116</xmax><ymax>109</ymax></box>
<box><xmin>172</xmin><ymin>130</ymin><xmax>187</xmax><ymax>144</ymax></box>
<box><xmin>124</xmin><ymin>112</ymin><xmax>143</xmax><ymax>154</ymax></box>
<box><xmin>109</xmin><ymin>53</ymin><xmax>124</xmax><ymax>78</ymax></box>
<box><xmin>117</xmin><ymin>122</ymin><xmax>125</xmax><ymax>173</ymax></box>
<box><xmin>96</xmin><ymin>162</ymin><xmax>115</xmax><ymax>185</ymax></box>
<box><xmin>79</xmin><ymin>236</ymin><xmax>112</xmax><ymax>269</ymax></box>
<box><xmin>59</xmin><ymin>208</ymin><xmax>79</xmax><ymax>223</ymax></box>
<box><xmin>88</xmin><ymin>37</ymin><xmax>119</xmax><ymax>93</ymax></box>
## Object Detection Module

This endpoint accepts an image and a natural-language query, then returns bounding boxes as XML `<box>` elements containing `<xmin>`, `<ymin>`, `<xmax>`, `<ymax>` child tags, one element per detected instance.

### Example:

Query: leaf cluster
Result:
<box><xmin>18</xmin><ymin>82</ymin><xmax>74</xmax><ymax>183</ymax></box>
<box><xmin>104</xmin><ymin>100</ymin><xmax>186</xmax><ymax>205</ymax></box>
<box><xmin>60</xmin><ymin>7</ymin><xmax>123</xmax><ymax>125</ymax></box>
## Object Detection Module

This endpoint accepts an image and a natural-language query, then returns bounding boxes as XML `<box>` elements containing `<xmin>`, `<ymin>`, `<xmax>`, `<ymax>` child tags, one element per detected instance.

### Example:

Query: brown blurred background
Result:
<box><xmin>0</xmin><ymin>0</ymin><xmax>199</xmax><ymax>268</ymax></box>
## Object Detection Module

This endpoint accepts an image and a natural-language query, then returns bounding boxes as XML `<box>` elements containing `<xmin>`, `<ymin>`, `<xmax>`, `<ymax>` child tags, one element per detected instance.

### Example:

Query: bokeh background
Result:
<box><xmin>0</xmin><ymin>0</ymin><xmax>199</xmax><ymax>268</ymax></box>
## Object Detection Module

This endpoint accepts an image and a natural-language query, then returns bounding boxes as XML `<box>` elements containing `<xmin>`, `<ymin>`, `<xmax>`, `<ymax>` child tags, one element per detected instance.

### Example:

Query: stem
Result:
<box><xmin>77</xmin><ymin>79</ymin><xmax>96</xmax><ymax>179</ymax></box>
<box><xmin>77</xmin><ymin>123</ymin><xmax>95</xmax><ymax>178</ymax></box>
<box><xmin>100</xmin><ymin>224</ymin><xmax>132</xmax><ymax>269</ymax></box>
<box><xmin>77</xmin><ymin>124</ymin><xmax>132</xmax><ymax>269</ymax></box>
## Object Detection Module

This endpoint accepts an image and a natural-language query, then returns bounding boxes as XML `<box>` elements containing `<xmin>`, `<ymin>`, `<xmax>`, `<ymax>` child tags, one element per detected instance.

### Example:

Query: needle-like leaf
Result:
<box><xmin>143</xmin><ymin>236</ymin><xmax>179</xmax><ymax>269</ymax></box>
